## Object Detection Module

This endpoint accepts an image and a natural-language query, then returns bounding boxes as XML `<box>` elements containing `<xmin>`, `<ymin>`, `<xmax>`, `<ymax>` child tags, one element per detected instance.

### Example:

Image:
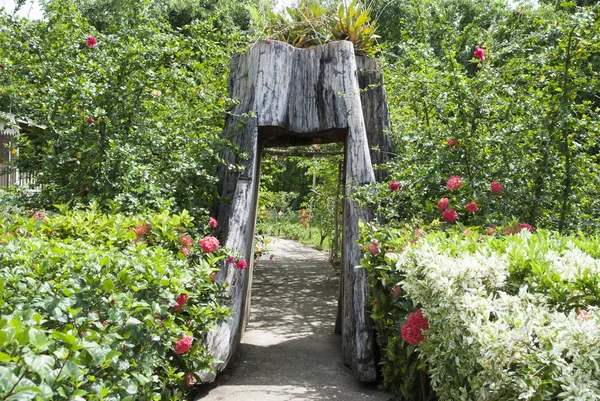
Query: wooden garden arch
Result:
<box><xmin>201</xmin><ymin>40</ymin><xmax>392</xmax><ymax>384</ymax></box>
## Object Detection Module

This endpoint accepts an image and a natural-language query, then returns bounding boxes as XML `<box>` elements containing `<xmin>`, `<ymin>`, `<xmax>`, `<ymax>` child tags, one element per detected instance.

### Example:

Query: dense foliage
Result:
<box><xmin>362</xmin><ymin>225</ymin><xmax>600</xmax><ymax>400</ymax></box>
<box><xmin>0</xmin><ymin>203</ymin><xmax>230</xmax><ymax>400</ymax></box>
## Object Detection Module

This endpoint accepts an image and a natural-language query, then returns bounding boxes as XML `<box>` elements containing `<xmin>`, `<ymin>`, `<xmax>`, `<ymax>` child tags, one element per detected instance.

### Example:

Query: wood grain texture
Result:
<box><xmin>205</xmin><ymin>40</ymin><xmax>387</xmax><ymax>384</ymax></box>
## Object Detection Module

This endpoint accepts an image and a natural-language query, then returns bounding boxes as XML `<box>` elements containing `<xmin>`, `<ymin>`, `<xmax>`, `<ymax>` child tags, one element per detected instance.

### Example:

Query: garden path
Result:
<box><xmin>195</xmin><ymin>237</ymin><xmax>388</xmax><ymax>401</ymax></box>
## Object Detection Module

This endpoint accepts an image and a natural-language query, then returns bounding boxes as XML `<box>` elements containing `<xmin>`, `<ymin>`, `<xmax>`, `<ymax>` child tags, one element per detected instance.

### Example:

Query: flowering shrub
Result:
<box><xmin>0</xmin><ymin>205</ymin><xmax>230</xmax><ymax>400</ymax></box>
<box><xmin>361</xmin><ymin>224</ymin><xmax>600</xmax><ymax>400</ymax></box>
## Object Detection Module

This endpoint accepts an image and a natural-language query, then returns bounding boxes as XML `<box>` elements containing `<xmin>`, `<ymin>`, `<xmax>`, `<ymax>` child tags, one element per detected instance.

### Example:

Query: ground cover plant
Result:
<box><xmin>361</xmin><ymin>225</ymin><xmax>600</xmax><ymax>400</ymax></box>
<box><xmin>0</xmin><ymin>204</ymin><xmax>231</xmax><ymax>400</ymax></box>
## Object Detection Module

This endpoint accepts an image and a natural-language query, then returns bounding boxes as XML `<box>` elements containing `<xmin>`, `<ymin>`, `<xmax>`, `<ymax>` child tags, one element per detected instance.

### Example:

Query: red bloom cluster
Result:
<box><xmin>174</xmin><ymin>294</ymin><xmax>188</xmax><ymax>312</ymax></box>
<box><xmin>446</xmin><ymin>176</ymin><xmax>462</xmax><ymax>191</ymax></box>
<box><xmin>209</xmin><ymin>217</ymin><xmax>218</xmax><ymax>228</ymax></box>
<box><xmin>465</xmin><ymin>201</ymin><xmax>478</xmax><ymax>213</ymax></box>
<box><xmin>132</xmin><ymin>223</ymin><xmax>152</xmax><ymax>236</ymax></box>
<box><xmin>236</xmin><ymin>259</ymin><xmax>247</xmax><ymax>269</ymax></box>
<box><xmin>437</xmin><ymin>198</ymin><xmax>449</xmax><ymax>211</ymax></box>
<box><xmin>199</xmin><ymin>236</ymin><xmax>220</xmax><ymax>253</ymax></box>
<box><xmin>184</xmin><ymin>372</ymin><xmax>197</xmax><ymax>388</ymax></box>
<box><xmin>87</xmin><ymin>36</ymin><xmax>97</xmax><ymax>48</ymax></box>
<box><xmin>401</xmin><ymin>310</ymin><xmax>429</xmax><ymax>346</ymax></box>
<box><xmin>226</xmin><ymin>255</ymin><xmax>235</xmax><ymax>264</ymax></box>
<box><xmin>442</xmin><ymin>209</ymin><xmax>458</xmax><ymax>223</ymax></box>
<box><xmin>389</xmin><ymin>181</ymin><xmax>400</xmax><ymax>191</ymax></box>
<box><xmin>86</xmin><ymin>117</ymin><xmax>95</xmax><ymax>124</ymax></box>
<box><xmin>179</xmin><ymin>235</ymin><xmax>193</xmax><ymax>247</ymax></box>
<box><xmin>474</xmin><ymin>46</ymin><xmax>486</xmax><ymax>61</ymax></box>
<box><xmin>369</xmin><ymin>245</ymin><xmax>380</xmax><ymax>255</ymax></box>
<box><xmin>175</xmin><ymin>334</ymin><xmax>193</xmax><ymax>354</ymax></box>
<box><xmin>180</xmin><ymin>247</ymin><xmax>190</xmax><ymax>257</ymax></box>
<box><xmin>518</xmin><ymin>223</ymin><xmax>533</xmax><ymax>233</ymax></box>
<box><xmin>490</xmin><ymin>181</ymin><xmax>503</xmax><ymax>194</ymax></box>
<box><xmin>446</xmin><ymin>138</ymin><xmax>459</xmax><ymax>147</ymax></box>
<box><xmin>29</xmin><ymin>210</ymin><xmax>47</xmax><ymax>221</ymax></box>
<box><xmin>390</xmin><ymin>285</ymin><xmax>402</xmax><ymax>298</ymax></box>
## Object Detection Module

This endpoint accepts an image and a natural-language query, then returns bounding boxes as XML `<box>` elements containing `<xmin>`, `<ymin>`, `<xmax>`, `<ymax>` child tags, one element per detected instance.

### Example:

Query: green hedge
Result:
<box><xmin>0</xmin><ymin>205</ymin><xmax>230</xmax><ymax>400</ymax></box>
<box><xmin>361</xmin><ymin>224</ymin><xmax>600</xmax><ymax>400</ymax></box>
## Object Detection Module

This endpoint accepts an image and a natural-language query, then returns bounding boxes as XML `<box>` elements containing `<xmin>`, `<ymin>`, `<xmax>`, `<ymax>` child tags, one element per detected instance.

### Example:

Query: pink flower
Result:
<box><xmin>490</xmin><ymin>181</ymin><xmax>503</xmax><ymax>194</ymax></box>
<box><xmin>180</xmin><ymin>247</ymin><xmax>190</xmax><ymax>257</ymax></box>
<box><xmin>446</xmin><ymin>138</ymin><xmax>459</xmax><ymax>147</ymax></box>
<box><xmin>86</xmin><ymin>117</ymin><xmax>95</xmax><ymax>124</ymax></box>
<box><xmin>369</xmin><ymin>245</ymin><xmax>380</xmax><ymax>255</ymax></box>
<box><xmin>173</xmin><ymin>294</ymin><xmax>188</xmax><ymax>312</ymax></box>
<box><xmin>175</xmin><ymin>334</ymin><xmax>193</xmax><ymax>354</ymax></box>
<box><xmin>389</xmin><ymin>181</ymin><xmax>400</xmax><ymax>191</ymax></box>
<box><xmin>184</xmin><ymin>372</ymin><xmax>197</xmax><ymax>388</ymax></box>
<box><xmin>515</xmin><ymin>10</ymin><xmax>521</xmax><ymax>15</ymax></box>
<box><xmin>474</xmin><ymin>46</ymin><xmax>485</xmax><ymax>61</ymax></box>
<box><xmin>518</xmin><ymin>223</ymin><xmax>533</xmax><ymax>233</ymax></box>
<box><xmin>401</xmin><ymin>310</ymin><xmax>429</xmax><ymax>346</ymax></box>
<box><xmin>179</xmin><ymin>235</ymin><xmax>193</xmax><ymax>247</ymax></box>
<box><xmin>102</xmin><ymin>321</ymin><xmax>108</xmax><ymax>327</ymax></box>
<box><xmin>266</xmin><ymin>39</ymin><xmax>272</xmax><ymax>44</ymax></box>
<box><xmin>226</xmin><ymin>255</ymin><xmax>235</xmax><ymax>264</ymax></box>
<box><xmin>199</xmin><ymin>236</ymin><xmax>220</xmax><ymax>253</ymax></box>
<box><xmin>442</xmin><ymin>209</ymin><xmax>458</xmax><ymax>223</ymax></box>
<box><xmin>87</xmin><ymin>36</ymin><xmax>97</xmax><ymax>48</ymax></box>
<box><xmin>437</xmin><ymin>198</ymin><xmax>449</xmax><ymax>211</ymax></box>
<box><xmin>579</xmin><ymin>308</ymin><xmax>589</xmax><ymax>322</ymax></box>
<box><xmin>390</xmin><ymin>285</ymin><xmax>402</xmax><ymax>298</ymax></box>
<box><xmin>465</xmin><ymin>201</ymin><xmax>478</xmax><ymax>213</ymax></box>
<box><xmin>486</xmin><ymin>226</ymin><xmax>496</xmax><ymax>236</ymax></box>
<box><xmin>209</xmin><ymin>217</ymin><xmax>218</xmax><ymax>228</ymax></box>
<box><xmin>446</xmin><ymin>176</ymin><xmax>462</xmax><ymax>191</ymax></box>
<box><xmin>236</xmin><ymin>259</ymin><xmax>247</xmax><ymax>269</ymax></box>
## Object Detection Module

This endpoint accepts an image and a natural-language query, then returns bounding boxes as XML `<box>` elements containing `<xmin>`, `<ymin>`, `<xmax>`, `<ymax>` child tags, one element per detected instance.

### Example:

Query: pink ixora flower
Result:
<box><xmin>184</xmin><ymin>372</ymin><xmax>197</xmax><ymax>388</ymax></box>
<box><xmin>446</xmin><ymin>138</ymin><xmax>459</xmax><ymax>147</ymax></box>
<box><xmin>266</xmin><ymin>39</ymin><xmax>272</xmax><ymax>44</ymax></box>
<box><xmin>180</xmin><ymin>247</ymin><xmax>190</xmax><ymax>257</ymax></box>
<box><xmin>437</xmin><ymin>198</ymin><xmax>449</xmax><ymax>211</ymax></box>
<box><xmin>401</xmin><ymin>310</ymin><xmax>429</xmax><ymax>346</ymax></box>
<box><xmin>175</xmin><ymin>334</ymin><xmax>193</xmax><ymax>354</ymax></box>
<box><xmin>199</xmin><ymin>236</ymin><xmax>220</xmax><ymax>253</ymax></box>
<box><xmin>87</xmin><ymin>36</ymin><xmax>97</xmax><ymax>48</ymax></box>
<box><xmin>446</xmin><ymin>176</ymin><xmax>462</xmax><ymax>191</ymax></box>
<box><xmin>369</xmin><ymin>244</ymin><xmax>380</xmax><ymax>255</ymax></box>
<box><xmin>518</xmin><ymin>223</ymin><xmax>533</xmax><ymax>233</ymax></box>
<box><xmin>474</xmin><ymin>46</ymin><xmax>485</xmax><ymax>61</ymax></box>
<box><xmin>226</xmin><ymin>255</ymin><xmax>235</xmax><ymax>264</ymax></box>
<box><xmin>236</xmin><ymin>259</ymin><xmax>247</xmax><ymax>269</ymax></box>
<box><xmin>173</xmin><ymin>294</ymin><xmax>188</xmax><ymax>312</ymax></box>
<box><xmin>442</xmin><ymin>208</ymin><xmax>458</xmax><ymax>223</ymax></box>
<box><xmin>86</xmin><ymin>117</ymin><xmax>95</xmax><ymax>124</ymax></box>
<box><xmin>578</xmin><ymin>308</ymin><xmax>589</xmax><ymax>322</ymax></box>
<box><xmin>209</xmin><ymin>217</ymin><xmax>218</xmax><ymax>228</ymax></box>
<box><xmin>465</xmin><ymin>201</ymin><xmax>478</xmax><ymax>213</ymax></box>
<box><xmin>490</xmin><ymin>181</ymin><xmax>503</xmax><ymax>194</ymax></box>
<box><xmin>389</xmin><ymin>181</ymin><xmax>400</xmax><ymax>191</ymax></box>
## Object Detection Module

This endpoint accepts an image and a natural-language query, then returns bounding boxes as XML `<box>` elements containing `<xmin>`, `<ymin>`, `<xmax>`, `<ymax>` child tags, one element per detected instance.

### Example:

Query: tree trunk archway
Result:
<box><xmin>202</xmin><ymin>40</ymin><xmax>392</xmax><ymax>384</ymax></box>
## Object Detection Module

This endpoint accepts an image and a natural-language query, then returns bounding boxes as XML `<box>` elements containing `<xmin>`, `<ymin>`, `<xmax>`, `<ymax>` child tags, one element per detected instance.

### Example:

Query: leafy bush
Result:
<box><xmin>361</xmin><ymin>225</ymin><xmax>600</xmax><ymax>400</ymax></box>
<box><xmin>0</xmin><ymin>205</ymin><xmax>230</xmax><ymax>400</ymax></box>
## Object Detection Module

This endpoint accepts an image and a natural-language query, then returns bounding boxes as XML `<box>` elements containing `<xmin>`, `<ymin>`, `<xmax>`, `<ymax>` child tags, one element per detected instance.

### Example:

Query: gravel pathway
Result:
<box><xmin>196</xmin><ymin>238</ymin><xmax>388</xmax><ymax>401</ymax></box>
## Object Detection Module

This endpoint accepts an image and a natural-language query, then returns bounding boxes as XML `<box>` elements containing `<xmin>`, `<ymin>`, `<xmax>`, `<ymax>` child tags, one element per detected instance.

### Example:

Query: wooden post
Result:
<box><xmin>205</xmin><ymin>40</ymin><xmax>384</xmax><ymax>384</ymax></box>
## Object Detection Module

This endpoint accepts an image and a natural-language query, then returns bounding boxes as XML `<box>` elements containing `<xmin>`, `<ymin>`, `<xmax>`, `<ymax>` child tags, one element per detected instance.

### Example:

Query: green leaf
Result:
<box><xmin>24</xmin><ymin>354</ymin><xmax>55</xmax><ymax>377</ymax></box>
<box><xmin>102</xmin><ymin>279</ymin><xmax>115</xmax><ymax>292</ymax></box>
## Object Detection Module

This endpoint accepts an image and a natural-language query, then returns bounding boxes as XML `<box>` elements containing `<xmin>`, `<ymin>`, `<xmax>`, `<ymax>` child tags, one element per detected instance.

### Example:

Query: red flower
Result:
<box><xmin>180</xmin><ymin>247</ymin><xmax>190</xmax><ymax>257</ymax></box>
<box><xmin>174</xmin><ymin>294</ymin><xmax>188</xmax><ymax>312</ymax></box>
<box><xmin>518</xmin><ymin>223</ymin><xmax>533</xmax><ymax>233</ymax></box>
<box><xmin>486</xmin><ymin>226</ymin><xmax>496</xmax><ymax>236</ymax></box>
<box><xmin>446</xmin><ymin>176</ymin><xmax>462</xmax><ymax>191</ymax></box>
<box><xmin>199</xmin><ymin>236</ymin><xmax>220</xmax><ymax>253</ymax></box>
<box><xmin>389</xmin><ymin>181</ymin><xmax>400</xmax><ymax>191</ymax></box>
<box><xmin>86</xmin><ymin>117</ymin><xmax>94</xmax><ymax>124</ymax></box>
<box><xmin>179</xmin><ymin>235</ymin><xmax>193</xmax><ymax>247</ymax></box>
<box><xmin>369</xmin><ymin>245</ymin><xmax>380</xmax><ymax>255</ymax></box>
<box><xmin>442</xmin><ymin>209</ymin><xmax>458</xmax><ymax>223</ymax></box>
<box><xmin>226</xmin><ymin>255</ymin><xmax>235</xmax><ymax>264</ymax></box>
<box><xmin>175</xmin><ymin>334</ymin><xmax>193</xmax><ymax>354</ymax></box>
<box><xmin>209</xmin><ymin>272</ymin><xmax>218</xmax><ymax>282</ymax></box>
<box><xmin>390</xmin><ymin>285</ymin><xmax>402</xmax><ymax>298</ymax></box>
<box><xmin>209</xmin><ymin>217</ymin><xmax>218</xmax><ymax>228</ymax></box>
<box><xmin>474</xmin><ymin>46</ymin><xmax>485</xmax><ymax>61</ymax></box>
<box><xmin>401</xmin><ymin>310</ymin><xmax>429</xmax><ymax>346</ymax></box>
<box><xmin>87</xmin><ymin>36</ymin><xmax>97</xmax><ymax>48</ymax></box>
<box><xmin>437</xmin><ymin>198</ymin><xmax>449</xmax><ymax>211</ymax></box>
<box><xmin>465</xmin><ymin>201</ymin><xmax>478</xmax><ymax>213</ymax></box>
<box><xmin>184</xmin><ymin>372</ymin><xmax>197</xmax><ymax>388</ymax></box>
<box><xmin>446</xmin><ymin>138</ymin><xmax>459</xmax><ymax>147</ymax></box>
<box><xmin>0</xmin><ymin>64</ymin><xmax>4</xmax><ymax>69</ymax></box>
<box><xmin>490</xmin><ymin>181</ymin><xmax>503</xmax><ymax>194</ymax></box>
<box><xmin>236</xmin><ymin>259</ymin><xmax>247</xmax><ymax>269</ymax></box>
<box><xmin>102</xmin><ymin>321</ymin><xmax>108</xmax><ymax>327</ymax></box>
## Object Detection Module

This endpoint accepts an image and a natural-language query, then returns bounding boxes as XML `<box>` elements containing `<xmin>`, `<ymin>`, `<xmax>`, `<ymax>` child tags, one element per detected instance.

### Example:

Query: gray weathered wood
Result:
<box><xmin>205</xmin><ymin>40</ymin><xmax>383</xmax><ymax>384</ymax></box>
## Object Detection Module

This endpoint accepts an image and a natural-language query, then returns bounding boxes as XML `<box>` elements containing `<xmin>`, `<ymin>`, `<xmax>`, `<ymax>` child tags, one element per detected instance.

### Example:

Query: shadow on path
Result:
<box><xmin>196</xmin><ymin>238</ymin><xmax>388</xmax><ymax>401</ymax></box>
